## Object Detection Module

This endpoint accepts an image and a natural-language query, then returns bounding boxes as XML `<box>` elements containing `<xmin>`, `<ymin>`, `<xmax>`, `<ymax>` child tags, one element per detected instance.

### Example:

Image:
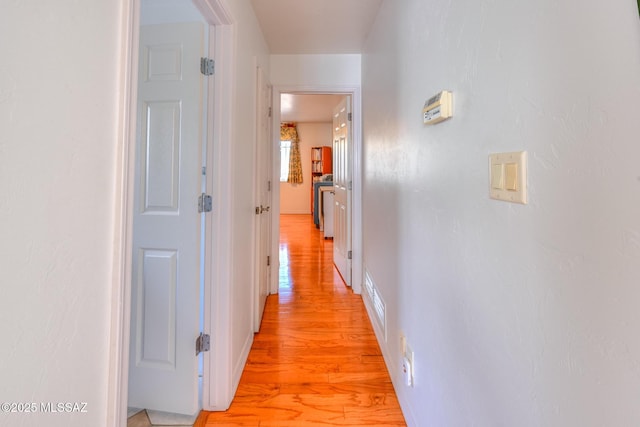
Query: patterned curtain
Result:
<box><xmin>280</xmin><ymin>122</ymin><xmax>303</xmax><ymax>184</ymax></box>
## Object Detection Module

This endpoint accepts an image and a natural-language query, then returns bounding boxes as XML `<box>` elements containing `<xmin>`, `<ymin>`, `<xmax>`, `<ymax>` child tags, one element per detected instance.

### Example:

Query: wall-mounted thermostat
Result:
<box><xmin>423</xmin><ymin>90</ymin><xmax>453</xmax><ymax>125</ymax></box>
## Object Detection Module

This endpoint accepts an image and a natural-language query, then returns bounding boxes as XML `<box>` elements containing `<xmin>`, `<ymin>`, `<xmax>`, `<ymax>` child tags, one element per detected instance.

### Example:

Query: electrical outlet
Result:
<box><xmin>400</xmin><ymin>336</ymin><xmax>414</xmax><ymax>387</ymax></box>
<box><xmin>406</xmin><ymin>343</ymin><xmax>414</xmax><ymax>387</ymax></box>
<box><xmin>402</xmin><ymin>356</ymin><xmax>412</xmax><ymax>386</ymax></box>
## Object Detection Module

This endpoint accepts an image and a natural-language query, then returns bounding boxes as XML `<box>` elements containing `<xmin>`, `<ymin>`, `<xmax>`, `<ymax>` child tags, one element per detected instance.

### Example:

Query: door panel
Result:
<box><xmin>137</xmin><ymin>249</ymin><xmax>177</xmax><ymax>368</ymax></box>
<box><xmin>254</xmin><ymin>66</ymin><xmax>272</xmax><ymax>331</ymax></box>
<box><xmin>129</xmin><ymin>22</ymin><xmax>204</xmax><ymax>416</ymax></box>
<box><xmin>142</xmin><ymin>101</ymin><xmax>181</xmax><ymax>211</ymax></box>
<box><xmin>333</xmin><ymin>97</ymin><xmax>351</xmax><ymax>286</ymax></box>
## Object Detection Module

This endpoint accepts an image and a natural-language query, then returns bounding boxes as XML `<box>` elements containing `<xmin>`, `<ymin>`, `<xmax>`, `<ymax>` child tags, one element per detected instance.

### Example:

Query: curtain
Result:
<box><xmin>280</xmin><ymin>122</ymin><xmax>303</xmax><ymax>184</ymax></box>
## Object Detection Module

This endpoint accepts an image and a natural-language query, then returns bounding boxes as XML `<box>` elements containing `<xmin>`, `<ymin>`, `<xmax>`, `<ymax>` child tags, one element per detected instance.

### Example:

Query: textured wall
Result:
<box><xmin>362</xmin><ymin>1</ymin><xmax>640</xmax><ymax>425</ymax></box>
<box><xmin>0</xmin><ymin>1</ymin><xmax>123</xmax><ymax>425</ymax></box>
<box><xmin>270</xmin><ymin>54</ymin><xmax>361</xmax><ymax>87</ymax></box>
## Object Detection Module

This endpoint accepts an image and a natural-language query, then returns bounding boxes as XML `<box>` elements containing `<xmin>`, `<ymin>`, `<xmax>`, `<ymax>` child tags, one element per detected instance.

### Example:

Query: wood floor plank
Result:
<box><xmin>200</xmin><ymin>214</ymin><xmax>406</xmax><ymax>426</ymax></box>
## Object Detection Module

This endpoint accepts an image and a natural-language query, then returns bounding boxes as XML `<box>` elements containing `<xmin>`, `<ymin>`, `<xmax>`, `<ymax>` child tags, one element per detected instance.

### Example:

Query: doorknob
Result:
<box><xmin>259</xmin><ymin>205</ymin><xmax>270</xmax><ymax>214</ymax></box>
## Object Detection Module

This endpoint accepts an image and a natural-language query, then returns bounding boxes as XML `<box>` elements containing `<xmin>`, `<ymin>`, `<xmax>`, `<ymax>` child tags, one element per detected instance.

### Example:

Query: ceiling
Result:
<box><xmin>250</xmin><ymin>0</ymin><xmax>383</xmax><ymax>54</ymax></box>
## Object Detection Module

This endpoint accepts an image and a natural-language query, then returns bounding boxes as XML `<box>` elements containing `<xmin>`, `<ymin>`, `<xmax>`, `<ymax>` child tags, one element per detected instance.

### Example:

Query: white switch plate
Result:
<box><xmin>402</xmin><ymin>355</ymin><xmax>413</xmax><ymax>387</ymax></box>
<box><xmin>489</xmin><ymin>151</ymin><xmax>527</xmax><ymax>204</ymax></box>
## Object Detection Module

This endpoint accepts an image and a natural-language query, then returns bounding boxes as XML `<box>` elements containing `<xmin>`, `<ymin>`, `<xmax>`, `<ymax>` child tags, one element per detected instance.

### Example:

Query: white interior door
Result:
<box><xmin>333</xmin><ymin>97</ymin><xmax>352</xmax><ymax>286</ymax></box>
<box><xmin>254</xmin><ymin>66</ymin><xmax>272</xmax><ymax>331</ymax></box>
<box><xmin>129</xmin><ymin>21</ymin><xmax>205</xmax><ymax>416</ymax></box>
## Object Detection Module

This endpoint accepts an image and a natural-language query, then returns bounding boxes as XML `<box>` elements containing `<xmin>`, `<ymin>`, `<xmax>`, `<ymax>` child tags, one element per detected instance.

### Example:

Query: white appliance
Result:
<box><xmin>320</xmin><ymin>188</ymin><xmax>334</xmax><ymax>239</ymax></box>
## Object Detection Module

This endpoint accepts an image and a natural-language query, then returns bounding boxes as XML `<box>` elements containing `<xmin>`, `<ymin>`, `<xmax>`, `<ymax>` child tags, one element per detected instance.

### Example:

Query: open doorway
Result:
<box><xmin>112</xmin><ymin>0</ymin><xmax>237</xmax><ymax>424</ymax></box>
<box><xmin>278</xmin><ymin>94</ymin><xmax>344</xmax><ymax>215</ymax></box>
<box><xmin>271</xmin><ymin>90</ymin><xmax>362</xmax><ymax>295</ymax></box>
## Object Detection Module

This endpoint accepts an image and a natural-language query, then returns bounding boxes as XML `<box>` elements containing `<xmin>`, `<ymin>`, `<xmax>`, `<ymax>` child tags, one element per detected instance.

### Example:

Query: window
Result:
<box><xmin>280</xmin><ymin>140</ymin><xmax>292</xmax><ymax>182</ymax></box>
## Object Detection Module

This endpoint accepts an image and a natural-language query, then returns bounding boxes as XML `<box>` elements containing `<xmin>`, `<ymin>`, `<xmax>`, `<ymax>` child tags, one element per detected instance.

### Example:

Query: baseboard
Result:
<box><xmin>231</xmin><ymin>329</ymin><xmax>254</xmax><ymax>396</ymax></box>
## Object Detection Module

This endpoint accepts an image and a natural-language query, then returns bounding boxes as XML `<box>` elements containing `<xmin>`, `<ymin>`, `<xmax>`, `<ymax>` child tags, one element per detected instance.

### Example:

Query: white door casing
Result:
<box><xmin>333</xmin><ymin>97</ymin><xmax>352</xmax><ymax>286</ymax></box>
<box><xmin>254</xmin><ymin>66</ymin><xmax>272</xmax><ymax>331</ymax></box>
<box><xmin>269</xmin><ymin>87</ymin><xmax>362</xmax><ymax>297</ymax></box>
<box><xmin>110</xmin><ymin>1</ymin><xmax>236</xmax><ymax>423</ymax></box>
<box><xmin>128</xmin><ymin>22</ymin><xmax>204</xmax><ymax>416</ymax></box>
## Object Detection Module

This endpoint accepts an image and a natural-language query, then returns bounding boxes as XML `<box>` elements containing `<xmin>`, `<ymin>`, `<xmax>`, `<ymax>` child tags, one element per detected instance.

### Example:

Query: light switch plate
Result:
<box><xmin>489</xmin><ymin>151</ymin><xmax>527</xmax><ymax>204</ymax></box>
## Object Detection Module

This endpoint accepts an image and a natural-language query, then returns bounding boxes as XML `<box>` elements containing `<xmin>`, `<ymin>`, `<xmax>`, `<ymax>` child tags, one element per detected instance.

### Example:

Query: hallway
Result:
<box><xmin>196</xmin><ymin>214</ymin><xmax>406</xmax><ymax>426</ymax></box>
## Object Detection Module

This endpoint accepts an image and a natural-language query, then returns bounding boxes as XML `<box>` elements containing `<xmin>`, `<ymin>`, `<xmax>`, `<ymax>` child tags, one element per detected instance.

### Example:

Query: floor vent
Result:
<box><xmin>364</xmin><ymin>269</ymin><xmax>386</xmax><ymax>341</ymax></box>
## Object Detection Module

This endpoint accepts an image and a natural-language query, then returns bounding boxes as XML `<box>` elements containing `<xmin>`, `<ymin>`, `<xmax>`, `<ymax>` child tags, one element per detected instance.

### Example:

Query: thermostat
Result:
<box><xmin>422</xmin><ymin>90</ymin><xmax>453</xmax><ymax>125</ymax></box>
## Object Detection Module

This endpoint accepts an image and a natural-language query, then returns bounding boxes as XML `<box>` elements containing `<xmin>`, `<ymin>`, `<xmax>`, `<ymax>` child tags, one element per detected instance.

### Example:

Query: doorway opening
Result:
<box><xmin>270</xmin><ymin>89</ymin><xmax>363</xmax><ymax>296</ymax></box>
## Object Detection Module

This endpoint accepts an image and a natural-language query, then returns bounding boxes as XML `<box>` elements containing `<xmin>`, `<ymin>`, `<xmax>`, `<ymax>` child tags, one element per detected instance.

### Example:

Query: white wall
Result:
<box><xmin>280</xmin><ymin>123</ymin><xmax>332</xmax><ymax>214</ymax></box>
<box><xmin>271</xmin><ymin>54</ymin><xmax>361</xmax><ymax>87</ymax></box>
<box><xmin>362</xmin><ymin>1</ymin><xmax>640</xmax><ymax>426</ymax></box>
<box><xmin>0</xmin><ymin>1</ymin><xmax>124</xmax><ymax>426</ymax></box>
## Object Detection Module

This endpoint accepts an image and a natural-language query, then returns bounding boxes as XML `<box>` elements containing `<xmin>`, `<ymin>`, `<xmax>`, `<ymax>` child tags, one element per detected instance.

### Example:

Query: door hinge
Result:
<box><xmin>348</xmin><ymin>250</ymin><xmax>352</xmax><ymax>260</ymax></box>
<box><xmin>196</xmin><ymin>333</ymin><xmax>210</xmax><ymax>356</ymax></box>
<box><xmin>348</xmin><ymin>112</ymin><xmax>352</xmax><ymax>121</ymax></box>
<box><xmin>268</xmin><ymin>180</ymin><xmax>271</xmax><ymax>191</ymax></box>
<box><xmin>267</xmin><ymin>255</ymin><xmax>270</xmax><ymax>266</ymax></box>
<box><xmin>200</xmin><ymin>57</ymin><xmax>215</xmax><ymax>76</ymax></box>
<box><xmin>348</xmin><ymin>181</ymin><xmax>353</xmax><ymax>191</ymax></box>
<box><xmin>198</xmin><ymin>193</ymin><xmax>212</xmax><ymax>213</ymax></box>
<box><xmin>202</xmin><ymin>166</ymin><xmax>206</xmax><ymax>176</ymax></box>
<box><xmin>268</xmin><ymin>106</ymin><xmax>272</xmax><ymax>118</ymax></box>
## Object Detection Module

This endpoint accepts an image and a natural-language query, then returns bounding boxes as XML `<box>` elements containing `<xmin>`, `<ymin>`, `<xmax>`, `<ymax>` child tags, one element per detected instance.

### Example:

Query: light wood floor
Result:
<box><xmin>195</xmin><ymin>214</ymin><xmax>406</xmax><ymax>427</ymax></box>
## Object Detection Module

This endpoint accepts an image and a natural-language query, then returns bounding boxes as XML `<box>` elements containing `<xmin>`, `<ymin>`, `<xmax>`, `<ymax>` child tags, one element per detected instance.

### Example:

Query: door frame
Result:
<box><xmin>108</xmin><ymin>0</ymin><xmax>236</xmax><ymax>424</ymax></box>
<box><xmin>270</xmin><ymin>85</ymin><xmax>363</xmax><ymax>296</ymax></box>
